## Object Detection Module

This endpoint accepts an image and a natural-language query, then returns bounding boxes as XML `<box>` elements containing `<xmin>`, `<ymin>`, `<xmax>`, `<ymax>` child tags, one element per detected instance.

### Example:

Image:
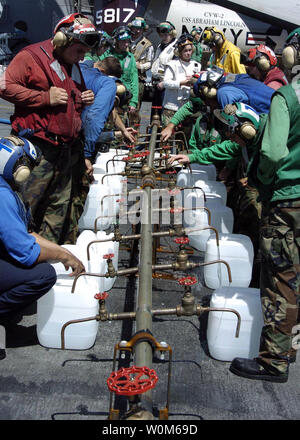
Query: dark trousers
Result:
<box><xmin>0</xmin><ymin>259</ymin><xmax>56</xmax><ymax>318</ymax></box>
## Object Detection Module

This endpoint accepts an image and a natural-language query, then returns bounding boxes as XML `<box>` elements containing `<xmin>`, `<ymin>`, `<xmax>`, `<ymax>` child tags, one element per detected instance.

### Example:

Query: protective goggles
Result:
<box><xmin>71</xmin><ymin>31</ymin><xmax>100</xmax><ymax>48</ymax></box>
<box><xmin>157</xmin><ymin>25</ymin><xmax>173</xmax><ymax>34</ymax></box>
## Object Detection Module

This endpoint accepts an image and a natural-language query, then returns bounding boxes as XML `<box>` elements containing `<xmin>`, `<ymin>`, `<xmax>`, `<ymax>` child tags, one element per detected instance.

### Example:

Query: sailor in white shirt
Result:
<box><xmin>162</xmin><ymin>33</ymin><xmax>202</xmax><ymax>128</ymax></box>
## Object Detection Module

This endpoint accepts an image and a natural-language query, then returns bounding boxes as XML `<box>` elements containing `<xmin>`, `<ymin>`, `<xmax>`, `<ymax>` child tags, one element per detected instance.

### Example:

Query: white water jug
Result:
<box><xmin>207</xmin><ymin>287</ymin><xmax>264</xmax><ymax>361</ymax></box>
<box><xmin>78</xmin><ymin>182</ymin><xmax>116</xmax><ymax>231</ymax></box>
<box><xmin>176</xmin><ymin>168</ymin><xmax>211</xmax><ymax>188</ymax></box>
<box><xmin>190</xmin><ymin>163</ymin><xmax>217</xmax><ymax>180</ymax></box>
<box><xmin>204</xmin><ymin>233</ymin><xmax>254</xmax><ymax>289</ymax></box>
<box><xmin>194</xmin><ymin>179</ymin><xmax>227</xmax><ymax>205</ymax></box>
<box><xmin>184</xmin><ymin>191</ymin><xmax>234</xmax><ymax>252</ymax></box>
<box><xmin>76</xmin><ymin>230</ymin><xmax>119</xmax><ymax>292</ymax></box>
<box><xmin>37</xmin><ymin>284</ymin><xmax>99</xmax><ymax>350</ymax></box>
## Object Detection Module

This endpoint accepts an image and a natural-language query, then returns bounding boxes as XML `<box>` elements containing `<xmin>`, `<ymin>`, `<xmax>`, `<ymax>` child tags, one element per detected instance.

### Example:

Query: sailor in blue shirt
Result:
<box><xmin>80</xmin><ymin>58</ymin><xmax>118</xmax><ymax>162</ymax></box>
<box><xmin>193</xmin><ymin>68</ymin><xmax>275</xmax><ymax>114</ymax></box>
<box><xmin>0</xmin><ymin>136</ymin><xmax>85</xmax><ymax>359</ymax></box>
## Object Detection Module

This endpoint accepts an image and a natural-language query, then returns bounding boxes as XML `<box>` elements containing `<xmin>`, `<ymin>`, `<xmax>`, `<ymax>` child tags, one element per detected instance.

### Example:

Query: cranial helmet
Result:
<box><xmin>53</xmin><ymin>13</ymin><xmax>100</xmax><ymax>49</ymax></box>
<box><xmin>282</xmin><ymin>27</ymin><xmax>300</xmax><ymax>69</ymax></box>
<box><xmin>201</xmin><ymin>26</ymin><xmax>224</xmax><ymax>47</ymax></box>
<box><xmin>191</xmin><ymin>26</ymin><xmax>202</xmax><ymax>37</ymax></box>
<box><xmin>245</xmin><ymin>44</ymin><xmax>277</xmax><ymax>72</ymax></box>
<box><xmin>214</xmin><ymin>102</ymin><xmax>260</xmax><ymax>140</ymax></box>
<box><xmin>128</xmin><ymin>17</ymin><xmax>149</xmax><ymax>30</ymax></box>
<box><xmin>174</xmin><ymin>33</ymin><xmax>195</xmax><ymax>56</ymax></box>
<box><xmin>156</xmin><ymin>21</ymin><xmax>177</xmax><ymax>37</ymax></box>
<box><xmin>112</xmin><ymin>26</ymin><xmax>132</xmax><ymax>46</ymax></box>
<box><xmin>0</xmin><ymin>136</ymin><xmax>41</xmax><ymax>184</ymax></box>
<box><xmin>193</xmin><ymin>66</ymin><xmax>225</xmax><ymax>98</ymax></box>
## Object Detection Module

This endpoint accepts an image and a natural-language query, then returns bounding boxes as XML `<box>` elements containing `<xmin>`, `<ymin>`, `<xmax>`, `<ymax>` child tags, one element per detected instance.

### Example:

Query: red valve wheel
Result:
<box><xmin>166</xmin><ymin>170</ymin><xmax>177</xmax><ymax>175</ymax></box>
<box><xmin>122</xmin><ymin>156</ymin><xmax>131</xmax><ymax>162</ymax></box>
<box><xmin>174</xmin><ymin>237</ymin><xmax>190</xmax><ymax>245</ymax></box>
<box><xmin>170</xmin><ymin>207</ymin><xmax>183</xmax><ymax>214</ymax></box>
<box><xmin>152</xmin><ymin>105</ymin><xmax>162</xmax><ymax>109</ymax></box>
<box><xmin>103</xmin><ymin>253</ymin><xmax>114</xmax><ymax>260</ymax></box>
<box><xmin>169</xmin><ymin>189</ymin><xmax>181</xmax><ymax>196</ymax></box>
<box><xmin>178</xmin><ymin>276</ymin><xmax>197</xmax><ymax>286</ymax></box>
<box><xmin>107</xmin><ymin>366</ymin><xmax>158</xmax><ymax>396</ymax></box>
<box><xmin>94</xmin><ymin>292</ymin><xmax>108</xmax><ymax>300</ymax></box>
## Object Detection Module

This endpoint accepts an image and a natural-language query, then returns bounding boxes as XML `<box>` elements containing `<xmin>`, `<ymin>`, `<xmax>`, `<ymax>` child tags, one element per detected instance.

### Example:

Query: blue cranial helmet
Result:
<box><xmin>0</xmin><ymin>136</ymin><xmax>41</xmax><ymax>183</ymax></box>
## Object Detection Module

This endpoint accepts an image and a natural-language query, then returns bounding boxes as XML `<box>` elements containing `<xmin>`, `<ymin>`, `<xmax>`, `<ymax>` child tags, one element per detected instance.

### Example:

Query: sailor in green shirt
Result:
<box><xmin>98</xmin><ymin>26</ymin><xmax>139</xmax><ymax>122</ymax></box>
<box><xmin>191</xmin><ymin>27</ymin><xmax>203</xmax><ymax>65</ymax></box>
<box><xmin>229</xmin><ymin>29</ymin><xmax>300</xmax><ymax>384</ymax></box>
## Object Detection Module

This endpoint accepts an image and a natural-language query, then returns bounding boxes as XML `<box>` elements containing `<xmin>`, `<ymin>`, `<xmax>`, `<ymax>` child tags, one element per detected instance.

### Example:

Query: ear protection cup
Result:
<box><xmin>13</xmin><ymin>165</ymin><xmax>31</xmax><ymax>183</ymax></box>
<box><xmin>256</xmin><ymin>56</ymin><xmax>271</xmax><ymax>72</ymax></box>
<box><xmin>213</xmin><ymin>32</ymin><xmax>223</xmax><ymax>47</ymax></box>
<box><xmin>116</xmin><ymin>83</ymin><xmax>126</xmax><ymax>96</ymax></box>
<box><xmin>202</xmin><ymin>27</ymin><xmax>223</xmax><ymax>47</ymax></box>
<box><xmin>282</xmin><ymin>45</ymin><xmax>298</xmax><ymax>69</ymax></box>
<box><xmin>202</xmin><ymin>86</ymin><xmax>217</xmax><ymax>99</ymax></box>
<box><xmin>53</xmin><ymin>29</ymin><xmax>69</xmax><ymax>48</ymax></box>
<box><xmin>240</xmin><ymin>122</ymin><xmax>257</xmax><ymax>140</ymax></box>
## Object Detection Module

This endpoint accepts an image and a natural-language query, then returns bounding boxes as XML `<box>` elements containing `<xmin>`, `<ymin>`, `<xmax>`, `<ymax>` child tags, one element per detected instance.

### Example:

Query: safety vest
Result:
<box><xmin>11</xmin><ymin>39</ymin><xmax>86</xmax><ymax>145</ymax></box>
<box><xmin>132</xmin><ymin>36</ymin><xmax>152</xmax><ymax>62</ymax></box>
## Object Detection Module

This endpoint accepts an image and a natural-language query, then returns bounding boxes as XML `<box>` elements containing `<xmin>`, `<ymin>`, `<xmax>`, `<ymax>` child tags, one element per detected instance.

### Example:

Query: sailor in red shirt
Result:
<box><xmin>0</xmin><ymin>13</ymin><xmax>99</xmax><ymax>244</ymax></box>
<box><xmin>243</xmin><ymin>44</ymin><xmax>288</xmax><ymax>91</ymax></box>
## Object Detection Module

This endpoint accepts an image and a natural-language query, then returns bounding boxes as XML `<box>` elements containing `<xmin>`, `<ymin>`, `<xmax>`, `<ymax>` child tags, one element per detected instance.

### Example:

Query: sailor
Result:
<box><xmin>190</xmin><ymin>26</ymin><xmax>203</xmax><ymax>64</ymax></box>
<box><xmin>99</xmin><ymin>26</ymin><xmax>139</xmax><ymax>126</ymax></box>
<box><xmin>0</xmin><ymin>136</ymin><xmax>85</xmax><ymax>360</ymax></box>
<box><xmin>202</xmin><ymin>26</ymin><xmax>246</xmax><ymax>74</ymax></box>
<box><xmin>168</xmin><ymin>102</ymin><xmax>264</xmax><ymax>262</ymax></box>
<box><xmin>0</xmin><ymin>13</ymin><xmax>99</xmax><ymax>244</ymax></box>
<box><xmin>151</xmin><ymin>21</ymin><xmax>177</xmax><ymax>121</ymax></box>
<box><xmin>228</xmin><ymin>28</ymin><xmax>300</xmax><ymax>382</ymax></box>
<box><xmin>193</xmin><ymin>67</ymin><xmax>275</xmax><ymax>114</ymax></box>
<box><xmin>161</xmin><ymin>33</ymin><xmax>202</xmax><ymax>143</ymax></box>
<box><xmin>80</xmin><ymin>56</ymin><xmax>136</xmax><ymax>178</ymax></box>
<box><xmin>128</xmin><ymin>16</ymin><xmax>154</xmax><ymax>119</ymax></box>
<box><xmin>243</xmin><ymin>44</ymin><xmax>288</xmax><ymax>90</ymax></box>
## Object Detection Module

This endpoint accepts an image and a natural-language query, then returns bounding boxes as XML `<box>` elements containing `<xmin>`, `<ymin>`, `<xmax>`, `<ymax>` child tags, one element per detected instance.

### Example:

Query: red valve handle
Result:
<box><xmin>166</xmin><ymin>170</ymin><xmax>177</xmax><ymax>175</ymax></box>
<box><xmin>122</xmin><ymin>156</ymin><xmax>131</xmax><ymax>161</ymax></box>
<box><xmin>169</xmin><ymin>189</ymin><xmax>181</xmax><ymax>196</ymax></box>
<box><xmin>178</xmin><ymin>276</ymin><xmax>197</xmax><ymax>286</ymax></box>
<box><xmin>103</xmin><ymin>253</ymin><xmax>114</xmax><ymax>260</ymax></box>
<box><xmin>94</xmin><ymin>292</ymin><xmax>109</xmax><ymax>300</ymax></box>
<box><xmin>127</xmin><ymin>145</ymin><xmax>135</xmax><ymax>149</ymax></box>
<box><xmin>170</xmin><ymin>207</ymin><xmax>183</xmax><ymax>214</ymax></box>
<box><xmin>174</xmin><ymin>237</ymin><xmax>190</xmax><ymax>245</ymax></box>
<box><xmin>134</xmin><ymin>151</ymin><xmax>150</xmax><ymax>158</ymax></box>
<box><xmin>107</xmin><ymin>366</ymin><xmax>158</xmax><ymax>396</ymax></box>
<box><xmin>152</xmin><ymin>105</ymin><xmax>162</xmax><ymax>109</ymax></box>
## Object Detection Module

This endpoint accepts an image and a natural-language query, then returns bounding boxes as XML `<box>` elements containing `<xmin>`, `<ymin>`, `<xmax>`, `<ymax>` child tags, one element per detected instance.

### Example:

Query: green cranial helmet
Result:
<box><xmin>214</xmin><ymin>102</ymin><xmax>260</xmax><ymax>140</ymax></box>
<box><xmin>128</xmin><ymin>17</ymin><xmax>149</xmax><ymax>30</ymax></box>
